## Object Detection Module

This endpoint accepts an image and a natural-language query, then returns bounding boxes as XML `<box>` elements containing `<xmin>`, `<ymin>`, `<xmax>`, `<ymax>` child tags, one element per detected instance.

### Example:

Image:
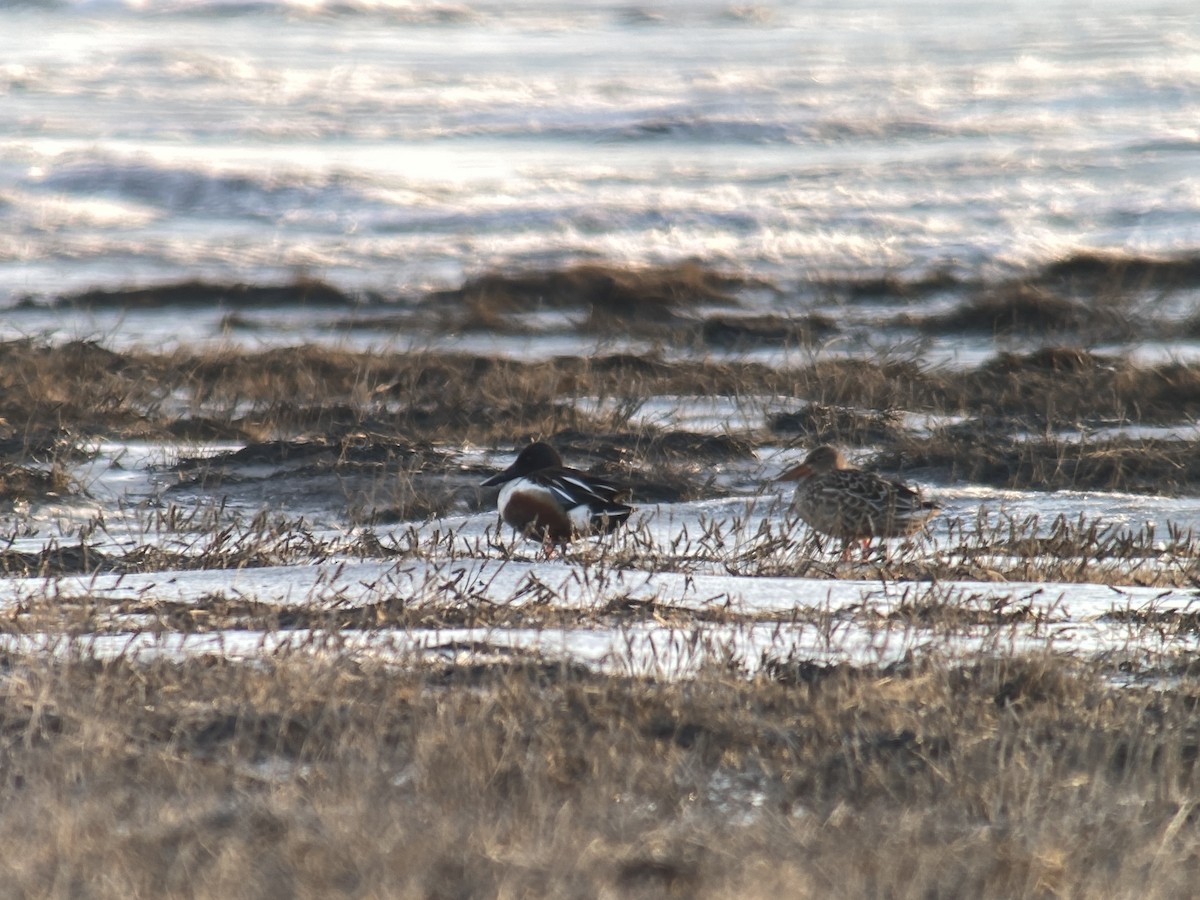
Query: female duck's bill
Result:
<box><xmin>777</xmin><ymin>444</ymin><xmax>940</xmax><ymax>560</ymax></box>
<box><xmin>481</xmin><ymin>442</ymin><xmax>633</xmax><ymax>548</ymax></box>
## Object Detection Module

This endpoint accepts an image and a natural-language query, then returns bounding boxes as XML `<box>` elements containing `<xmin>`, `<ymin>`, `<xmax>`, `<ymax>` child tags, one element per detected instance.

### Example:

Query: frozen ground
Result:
<box><xmin>5</xmin><ymin>437</ymin><xmax>1200</xmax><ymax>682</ymax></box>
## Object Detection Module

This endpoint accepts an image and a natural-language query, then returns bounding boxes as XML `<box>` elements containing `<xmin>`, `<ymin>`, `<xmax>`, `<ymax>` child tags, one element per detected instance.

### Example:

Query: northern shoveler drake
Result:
<box><xmin>777</xmin><ymin>444</ymin><xmax>940</xmax><ymax>560</ymax></box>
<box><xmin>481</xmin><ymin>442</ymin><xmax>633</xmax><ymax>548</ymax></box>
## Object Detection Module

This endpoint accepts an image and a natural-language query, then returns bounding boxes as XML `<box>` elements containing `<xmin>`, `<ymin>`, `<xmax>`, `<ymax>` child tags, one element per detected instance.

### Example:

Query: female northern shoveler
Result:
<box><xmin>481</xmin><ymin>442</ymin><xmax>633</xmax><ymax>548</ymax></box>
<box><xmin>777</xmin><ymin>444</ymin><xmax>940</xmax><ymax>559</ymax></box>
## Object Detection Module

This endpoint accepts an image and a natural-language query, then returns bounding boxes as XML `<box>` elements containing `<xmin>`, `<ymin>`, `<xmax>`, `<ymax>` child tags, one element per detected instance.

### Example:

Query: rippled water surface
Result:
<box><xmin>3</xmin><ymin>0</ymin><xmax>1198</xmax><ymax>306</ymax></box>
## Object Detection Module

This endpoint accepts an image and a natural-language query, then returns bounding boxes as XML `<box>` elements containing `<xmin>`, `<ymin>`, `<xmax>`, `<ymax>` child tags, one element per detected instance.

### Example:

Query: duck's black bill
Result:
<box><xmin>481</xmin><ymin>469</ymin><xmax>517</xmax><ymax>488</ymax></box>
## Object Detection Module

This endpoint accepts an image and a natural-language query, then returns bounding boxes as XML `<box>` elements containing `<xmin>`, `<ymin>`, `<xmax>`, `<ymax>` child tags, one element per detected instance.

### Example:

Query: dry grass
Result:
<box><xmin>613</xmin><ymin>504</ymin><xmax>1200</xmax><ymax>587</ymax></box>
<box><xmin>0</xmin><ymin>334</ymin><xmax>1196</xmax><ymax>423</ymax></box>
<box><xmin>5</xmin><ymin>338</ymin><xmax>1200</xmax><ymax>589</ymax></box>
<box><xmin>438</xmin><ymin>261</ymin><xmax>748</xmax><ymax>320</ymax></box>
<box><xmin>1035</xmin><ymin>250</ymin><xmax>1200</xmax><ymax>293</ymax></box>
<box><xmin>880</xmin><ymin>432</ymin><xmax>1200</xmax><ymax>495</ymax></box>
<box><xmin>4</xmin><ymin>339</ymin><xmax>1200</xmax><ymax>447</ymax></box>
<box><xmin>699</xmin><ymin>313</ymin><xmax>838</xmax><ymax>349</ymax></box>
<box><xmin>9</xmin><ymin>254</ymin><xmax>1200</xmax><ymax>895</ymax></box>
<box><xmin>52</xmin><ymin>276</ymin><xmax>359</xmax><ymax>310</ymax></box>
<box><xmin>0</xmin><ymin>651</ymin><xmax>1197</xmax><ymax>898</ymax></box>
<box><xmin>0</xmin><ymin>461</ymin><xmax>76</xmax><ymax>503</ymax></box>
<box><xmin>908</xmin><ymin>283</ymin><xmax>1137</xmax><ymax>340</ymax></box>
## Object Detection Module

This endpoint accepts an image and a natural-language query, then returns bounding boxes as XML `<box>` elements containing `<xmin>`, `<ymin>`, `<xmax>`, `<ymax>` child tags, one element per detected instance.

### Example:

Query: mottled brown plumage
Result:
<box><xmin>778</xmin><ymin>445</ymin><xmax>940</xmax><ymax>559</ymax></box>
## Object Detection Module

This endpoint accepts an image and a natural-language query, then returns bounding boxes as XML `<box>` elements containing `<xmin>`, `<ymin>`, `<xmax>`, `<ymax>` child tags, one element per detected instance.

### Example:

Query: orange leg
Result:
<box><xmin>839</xmin><ymin>537</ymin><xmax>872</xmax><ymax>562</ymax></box>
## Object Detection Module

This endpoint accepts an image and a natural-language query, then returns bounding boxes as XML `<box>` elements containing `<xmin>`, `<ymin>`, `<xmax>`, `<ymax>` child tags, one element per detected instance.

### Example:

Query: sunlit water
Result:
<box><xmin>2</xmin><ymin>0</ymin><xmax>1198</xmax><ymax>312</ymax></box>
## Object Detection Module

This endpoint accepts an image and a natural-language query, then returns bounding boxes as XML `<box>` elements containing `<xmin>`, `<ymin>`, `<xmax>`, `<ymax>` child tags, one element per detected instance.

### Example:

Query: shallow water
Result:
<box><xmin>3</xmin><ymin>0</ymin><xmax>1199</xmax><ymax>310</ymax></box>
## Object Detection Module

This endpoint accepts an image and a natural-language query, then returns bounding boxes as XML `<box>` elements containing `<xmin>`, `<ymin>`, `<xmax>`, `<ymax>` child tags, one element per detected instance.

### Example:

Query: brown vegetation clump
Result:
<box><xmin>984</xmin><ymin>346</ymin><xmax>1111</xmax><ymax>375</ymax></box>
<box><xmin>429</xmin><ymin>261</ymin><xmax>750</xmax><ymax>327</ymax></box>
<box><xmin>0</xmin><ymin>339</ymin><xmax>162</xmax><ymax>437</ymax></box>
<box><xmin>700</xmin><ymin>313</ymin><xmax>838</xmax><ymax>349</ymax></box>
<box><xmin>0</xmin><ymin>652</ymin><xmax>1197</xmax><ymax>898</ymax></box>
<box><xmin>44</xmin><ymin>277</ymin><xmax>358</xmax><ymax>309</ymax></box>
<box><xmin>940</xmin><ymin>348</ymin><xmax>1200</xmax><ymax>426</ymax></box>
<box><xmin>1037</xmin><ymin>249</ymin><xmax>1200</xmax><ymax>293</ymax></box>
<box><xmin>548</xmin><ymin>428</ymin><xmax>755</xmax><ymax>465</ymax></box>
<box><xmin>915</xmin><ymin>283</ymin><xmax>1135</xmax><ymax>339</ymax></box>
<box><xmin>0</xmin><ymin>462</ymin><xmax>76</xmax><ymax>503</ymax></box>
<box><xmin>768</xmin><ymin>403</ymin><xmax>905</xmax><ymax>446</ymax></box>
<box><xmin>881</xmin><ymin>432</ymin><xmax>1200</xmax><ymax>495</ymax></box>
<box><xmin>811</xmin><ymin>267</ymin><xmax>965</xmax><ymax>302</ymax></box>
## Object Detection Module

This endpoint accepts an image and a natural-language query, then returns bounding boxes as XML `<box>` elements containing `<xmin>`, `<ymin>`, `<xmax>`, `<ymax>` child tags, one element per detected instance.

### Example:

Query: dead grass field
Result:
<box><xmin>0</xmin><ymin>651</ymin><xmax>1198</xmax><ymax>898</ymax></box>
